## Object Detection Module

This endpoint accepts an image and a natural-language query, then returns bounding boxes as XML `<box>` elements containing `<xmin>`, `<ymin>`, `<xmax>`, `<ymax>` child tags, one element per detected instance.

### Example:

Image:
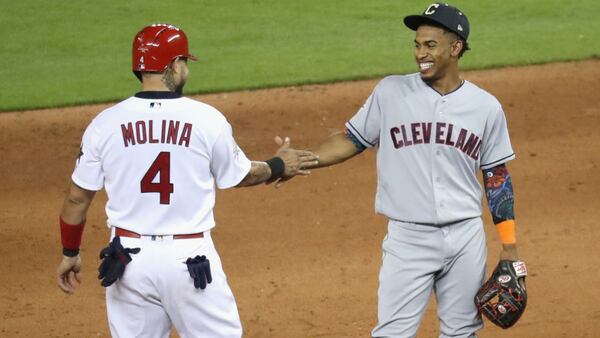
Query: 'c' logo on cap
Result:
<box><xmin>424</xmin><ymin>3</ymin><xmax>440</xmax><ymax>15</ymax></box>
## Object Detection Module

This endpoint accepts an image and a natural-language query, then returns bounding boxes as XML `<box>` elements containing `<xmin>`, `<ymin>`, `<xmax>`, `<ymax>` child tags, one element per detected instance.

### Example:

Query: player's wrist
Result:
<box><xmin>62</xmin><ymin>248</ymin><xmax>80</xmax><ymax>257</ymax></box>
<box><xmin>266</xmin><ymin>157</ymin><xmax>285</xmax><ymax>180</ymax></box>
<box><xmin>499</xmin><ymin>243</ymin><xmax>519</xmax><ymax>261</ymax></box>
<box><xmin>60</xmin><ymin>217</ymin><xmax>86</xmax><ymax>254</ymax></box>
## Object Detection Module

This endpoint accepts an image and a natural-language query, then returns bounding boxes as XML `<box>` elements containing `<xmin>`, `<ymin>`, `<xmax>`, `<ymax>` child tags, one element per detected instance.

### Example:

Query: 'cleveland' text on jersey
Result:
<box><xmin>390</xmin><ymin>122</ymin><xmax>481</xmax><ymax>160</ymax></box>
<box><xmin>346</xmin><ymin>74</ymin><xmax>514</xmax><ymax>225</ymax></box>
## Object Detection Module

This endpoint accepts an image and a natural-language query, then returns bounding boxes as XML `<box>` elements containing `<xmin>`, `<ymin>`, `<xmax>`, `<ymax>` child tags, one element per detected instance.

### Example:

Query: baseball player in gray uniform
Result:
<box><xmin>292</xmin><ymin>3</ymin><xmax>526</xmax><ymax>337</ymax></box>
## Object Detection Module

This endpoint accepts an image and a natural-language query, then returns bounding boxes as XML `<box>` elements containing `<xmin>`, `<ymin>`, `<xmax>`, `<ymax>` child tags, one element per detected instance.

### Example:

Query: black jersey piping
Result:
<box><xmin>425</xmin><ymin>79</ymin><xmax>465</xmax><ymax>97</ymax></box>
<box><xmin>346</xmin><ymin>122</ymin><xmax>375</xmax><ymax>147</ymax></box>
<box><xmin>134</xmin><ymin>91</ymin><xmax>181</xmax><ymax>99</ymax></box>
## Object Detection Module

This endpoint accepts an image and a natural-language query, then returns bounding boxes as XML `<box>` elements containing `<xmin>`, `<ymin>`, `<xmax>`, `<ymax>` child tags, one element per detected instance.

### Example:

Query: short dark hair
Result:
<box><xmin>449</xmin><ymin>32</ymin><xmax>470</xmax><ymax>58</ymax></box>
<box><xmin>418</xmin><ymin>21</ymin><xmax>470</xmax><ymax>58</ymax></box>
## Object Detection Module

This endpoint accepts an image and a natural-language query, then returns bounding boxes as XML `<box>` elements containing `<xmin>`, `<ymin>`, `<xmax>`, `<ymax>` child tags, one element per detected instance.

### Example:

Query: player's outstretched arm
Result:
<box><xmin>482</xmin><ymin>164</ymin><xmax>520</xmax><ymax>261</ymax></box>
<box><xmin>236</xmin><ymin>137</ymin><xmax>319</xmax><ymax>187</ymax></box>
<box><xmin>57</xmin><ymin>182</ymin><xmax>96</xmax><ymax>294</ymax></box>
<box><xmin>266</xmin><ymin>130</ymin><xmax>364</xmax><ymax>188</ymax></box>
<box><xmin>306</xmin><ymin>130</ymin><xmax>364</xmax><ymax>169</ymax></box>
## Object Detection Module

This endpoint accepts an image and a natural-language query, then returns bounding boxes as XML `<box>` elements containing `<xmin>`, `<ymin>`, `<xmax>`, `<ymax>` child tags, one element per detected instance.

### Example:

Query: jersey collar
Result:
<box><xmin>134</xmin><ymin>91</ymin><xmax>181</xmax><ymax>99</ymax></box>
<box><xmin>424</xmin><ymin>79</ymin><xmax>465</xmax><ymax>97</ymax></box>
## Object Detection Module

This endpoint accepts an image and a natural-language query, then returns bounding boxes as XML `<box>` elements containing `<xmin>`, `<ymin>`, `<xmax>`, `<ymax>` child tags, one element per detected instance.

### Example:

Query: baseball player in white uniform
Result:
<box><xmin>55</xmin><ymin>24</ymin><xmax>318</xmax><ymax>337</ymax></box>
<box><xmin>296</xmin><ymin>3</ymin><xmax>526</xmax><ymax>337</ymax></box>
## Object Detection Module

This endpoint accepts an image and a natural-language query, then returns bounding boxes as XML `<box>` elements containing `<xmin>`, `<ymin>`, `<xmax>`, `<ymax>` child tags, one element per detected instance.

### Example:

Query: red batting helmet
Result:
<box><xmin>132</xmin><ymin>24</ymin><xmax>197</xmax><ymax>80</ymax></box>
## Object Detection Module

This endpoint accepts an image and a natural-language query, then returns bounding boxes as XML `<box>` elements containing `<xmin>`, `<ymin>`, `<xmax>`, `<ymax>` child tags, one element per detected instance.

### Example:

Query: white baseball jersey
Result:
<box><xmin>72</xmin><ymin>92</ymin><xmax>251</xmax><ymax>235</ymax></box>
<box><xmin>346</xmin><ymin>74</ymin><xmax>514</xmax><ymax>225</ymax></box>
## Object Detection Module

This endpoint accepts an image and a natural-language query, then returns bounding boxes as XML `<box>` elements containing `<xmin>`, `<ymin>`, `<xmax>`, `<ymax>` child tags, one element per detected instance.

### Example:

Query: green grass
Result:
<box><xmin>1</xmin><ymin>0</ymin><xmax>599</xmax><ymax>111</ymax></box>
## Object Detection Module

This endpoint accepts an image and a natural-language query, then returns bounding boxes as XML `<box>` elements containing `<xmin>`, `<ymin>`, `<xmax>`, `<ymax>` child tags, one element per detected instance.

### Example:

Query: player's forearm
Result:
<box><xmin>236</xmin><ymin>161</ymin><xmax>272</xmax><ymax>187</ymax></box>
<box><xmin>60</xmin><ymin>182</ymin><xmax>96</xmax><ymax>224</ymax></box>
<box><xmin>483</xmin><ymin>164</ymin><xmax>520</xmax><ymax>260</ymax></box>
<box><xmin>483</xmin><ymin>164</ymin><xmax>515</xmax><ymax>224</ymax></box>
<box><xmin>59</xmin><ymin>182</ymin><xmax>96</xmax><ymax>257</ymax></box>
<box><xmin>308</xmin><ymin>131</ymin><xmax>362</xmax><ymax>168</ymax></box>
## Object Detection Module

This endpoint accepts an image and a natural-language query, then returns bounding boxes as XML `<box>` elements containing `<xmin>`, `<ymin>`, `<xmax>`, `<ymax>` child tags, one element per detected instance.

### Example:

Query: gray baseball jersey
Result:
<box><xmin>346</xmin><ymin>73</ymin><xmax>514</xmax><ymax>225</ymax></box>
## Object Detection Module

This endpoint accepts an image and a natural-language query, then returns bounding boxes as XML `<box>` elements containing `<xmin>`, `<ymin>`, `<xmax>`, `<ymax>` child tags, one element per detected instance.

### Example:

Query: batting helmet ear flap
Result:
<box><xmin>133</xmin><ymin>70</ymin><xmax>142</xmax><ymax>82</ymax></box>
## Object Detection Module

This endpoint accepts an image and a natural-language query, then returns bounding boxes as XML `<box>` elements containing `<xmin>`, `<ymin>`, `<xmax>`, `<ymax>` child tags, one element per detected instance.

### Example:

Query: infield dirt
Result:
<box><xmin>1</xmin><ymin>60</ymin><xmax>599</xmax><ymax>337</ymax></box>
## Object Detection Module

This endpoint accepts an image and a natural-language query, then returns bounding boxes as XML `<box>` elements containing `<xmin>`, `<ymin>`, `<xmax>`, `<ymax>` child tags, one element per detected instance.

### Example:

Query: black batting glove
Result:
<box><xmin>98</xmin><ymin>236</ymin><xmax>140</xmax><ymax>287</ymax></box>
<box><xmin>185</xmin><ymin>255</ymin><xmax>212</xmax><ymax>289</ymax></box>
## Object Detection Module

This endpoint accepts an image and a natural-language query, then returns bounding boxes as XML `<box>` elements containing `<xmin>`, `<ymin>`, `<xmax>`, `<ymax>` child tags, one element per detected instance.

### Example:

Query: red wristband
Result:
<box><xmin>60</xmin><ymin>217</ymin><xmax>85</xmax><ymax>250</ymax></box>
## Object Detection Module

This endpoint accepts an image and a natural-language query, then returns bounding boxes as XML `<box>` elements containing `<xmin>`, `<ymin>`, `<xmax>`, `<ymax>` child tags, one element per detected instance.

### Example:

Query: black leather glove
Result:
<box><xmin>475</xmin><ymin>260</ymin><xmax>527</xmax><ymax>329</ymax></box>
<box><xmin>98</xmin><ymin>236</ymin><xmax>140</xmax><ymax>287</ymax></box>
<box><xmin>185</xmin><ymin>255</ymin><xmax>212</xmax><ymax>289</ymax></box>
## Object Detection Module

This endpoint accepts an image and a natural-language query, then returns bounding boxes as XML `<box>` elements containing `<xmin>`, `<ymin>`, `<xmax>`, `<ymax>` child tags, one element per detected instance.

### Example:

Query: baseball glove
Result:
<box><xmin>474</xmin><ymin>260</ymin><xmax>528</xmax><ymax>329</ymax></box>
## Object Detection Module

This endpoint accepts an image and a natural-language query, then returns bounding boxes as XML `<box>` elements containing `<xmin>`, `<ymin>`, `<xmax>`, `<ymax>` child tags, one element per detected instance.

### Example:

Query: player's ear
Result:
<box><xmin>450</xmin><ymin>39</ymin><xmax>463</xmax><ymax>57</ymax></box>
<box><xmin>167</xmin><ymin>58</ymin><xmax>180</xmax><ymax>74</ymax></box>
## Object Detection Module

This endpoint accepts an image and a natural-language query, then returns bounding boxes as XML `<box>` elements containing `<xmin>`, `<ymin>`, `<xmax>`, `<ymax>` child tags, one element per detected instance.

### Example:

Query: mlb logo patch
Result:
<box><xmin>150</xmin><ymin>102</ymin><xmax>162</xmax><ymax>108</ymax></box>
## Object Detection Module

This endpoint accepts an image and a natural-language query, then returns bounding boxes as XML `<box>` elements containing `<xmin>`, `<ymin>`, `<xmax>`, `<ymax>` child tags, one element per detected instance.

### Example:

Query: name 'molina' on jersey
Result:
<box><xmin>121</xmin><ymin>119</ymin><xmax>193</xmax><ymax>147</ymax></box>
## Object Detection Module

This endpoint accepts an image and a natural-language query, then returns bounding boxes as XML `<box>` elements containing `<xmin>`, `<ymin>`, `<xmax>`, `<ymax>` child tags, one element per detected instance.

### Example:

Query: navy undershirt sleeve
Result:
<box><xmin>345</xmin><ymin>128</ymin><xmax>367</xmax><ymax>153</ymax></box>
<box><xmin>483</xmin><ymin>164</ymin><xmax>515</xmax><ymax>224</ymax></box>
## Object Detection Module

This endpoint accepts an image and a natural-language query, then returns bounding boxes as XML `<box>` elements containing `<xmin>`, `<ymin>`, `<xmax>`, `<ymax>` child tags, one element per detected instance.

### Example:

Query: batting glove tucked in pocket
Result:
<box><xmin>97</xmin><ymin>236</ymin><xmax>140</xmax><ymax>287</ymax></box>
<box><xmin>185</xmin><ymin>255</ymin><xmax>212</xmax><ymax>290</ymax></box>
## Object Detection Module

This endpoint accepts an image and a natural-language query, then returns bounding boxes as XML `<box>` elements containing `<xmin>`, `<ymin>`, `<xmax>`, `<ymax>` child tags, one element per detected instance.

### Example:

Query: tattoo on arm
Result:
<box><xmin>236</xmin><ymin>162</ymin><xmax>271</xmax><ymax>187</ymax></box>
<box><xmin>345</xmin><ymin>128</ymin><xmax>367</xmax><ymax>153</ymax></box>
<box><xmin>483</xmin><ymin>164</ymin><xmax>515</xmax><ymax>224</ymax></box>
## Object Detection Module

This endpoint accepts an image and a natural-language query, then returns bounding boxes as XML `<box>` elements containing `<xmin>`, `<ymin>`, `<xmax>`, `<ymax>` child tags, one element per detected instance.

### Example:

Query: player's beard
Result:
<box><xmin>162</xmin><ymin>69</ymin><xmax>185</xmax><ymax>96</ymax></box>
<box><xmin>173</xmin><ymin>81</ymin><xmax>185</xmax><ymax>96</ymax></box>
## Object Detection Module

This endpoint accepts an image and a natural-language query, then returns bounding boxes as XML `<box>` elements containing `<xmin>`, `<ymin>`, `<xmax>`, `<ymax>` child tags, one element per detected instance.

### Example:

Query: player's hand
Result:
<box><xmin>270</xmin><ymin>136</ymin><xmax>319</xmax><ymax>187</ymax></box>
<box><xmin>57</xmin><ymin>255</ymin><xmax>82</xmax><ymax>294</ymax></box>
